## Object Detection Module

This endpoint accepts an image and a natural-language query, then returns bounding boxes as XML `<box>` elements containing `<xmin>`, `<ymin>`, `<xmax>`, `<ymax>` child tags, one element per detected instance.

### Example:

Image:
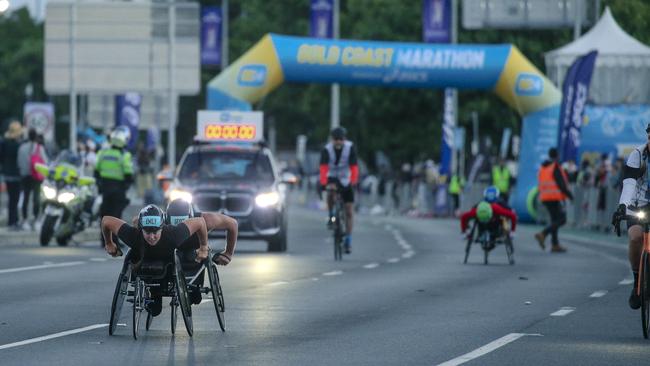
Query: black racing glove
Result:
<box><xmin>612</xmin><ymin>203</ymin><xmax>626</xmax><ymax>226</ymax></box>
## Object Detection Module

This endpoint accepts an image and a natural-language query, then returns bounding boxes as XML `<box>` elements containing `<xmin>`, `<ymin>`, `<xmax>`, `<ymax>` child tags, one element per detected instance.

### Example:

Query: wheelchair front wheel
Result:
<box><xmin>174</xmin><ymin>250</ymin><xmax>193</xmax><ymax>337</ymax></box>
<box><xmin>208</xmin><ymin>261</ymin><xmax>226</xmax><ymax>332</ymax></box>
<box><xmin>109</xmin><ymin>265</ymin><xmax>131</xmax><ymax>336</ymax></box>
<box><xmin>505</xmin><ymin>235</ymin><xmax>515</xmax><ymax>265</ymax></box>
<box><xmin>132</xmin><ymin>278</ymin><xmax>144</xmax><ymax>340</ymax></box>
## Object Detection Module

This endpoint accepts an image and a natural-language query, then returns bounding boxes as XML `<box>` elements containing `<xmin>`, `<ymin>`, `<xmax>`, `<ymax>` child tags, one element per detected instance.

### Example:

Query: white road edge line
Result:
<box><xmin>0</xmin><ymin>261</ymin><xmax>86</xmax><ymax>275</ymax></box>
<box><xmin>0</xmin><ymin>324</ymin><xmax>108</xmax><ymax>351</ymax></box>
<box><xmin>322</xmin><ymin>271</ymin><xmax>343</xmax><ymax>276</ymax></box>
<box><xmin>550</xmin><ymin>307</ymin><xmax>576</xmax><ymax>316</ymax></box>
<box><xmin>436</xmin><ymin>333</ymin><xmax>541</xmax><ymax>366</ymax></box>
<box><xmin>387</xmin><ymin>258</ymin><xmax>400</xmax><ymax>263</ymax></box>
<box><xmin>589</xmin><ymin>290</ymin><xmax>608</xmax><ymax>298</ymax></box>
<box><xmin>363</xmin><ymin>263</ymin><xmax>379</xmax><ymax>269</ymax></box>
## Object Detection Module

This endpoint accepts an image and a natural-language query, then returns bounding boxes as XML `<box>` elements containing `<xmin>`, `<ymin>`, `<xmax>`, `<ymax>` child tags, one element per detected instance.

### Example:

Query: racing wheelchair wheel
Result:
<box><xmin>132</xmin><ymin>278</ymin><xmax>145</xmax><ymax>340</ymax></box>
<box><xmin>505</xmin><ymin>234</ymin><xmax>515</xmax><ymax>265</ymax></box>
<box><xmin>641</xmin><ymin>252</ymin><xmax>650</xmax><ymax>339</ymax></box>
<box><xmin>207</xmin><ymin>259</ymin><xmax>226</xmax><ymax>332</ymax></box>
<box><xmin>463</xmin><ymin>222</ymin><xmax>476</xmax><ymax>264</ymax></box>
<box><xmin>109</xmin><ymin>255</ymin><xmax>132</xmax><ymax>336</ymax></box>
<box><xmin>174</xmin><ymin>250</ymin><xmax>193</xmax><ymax>336</ymax></box>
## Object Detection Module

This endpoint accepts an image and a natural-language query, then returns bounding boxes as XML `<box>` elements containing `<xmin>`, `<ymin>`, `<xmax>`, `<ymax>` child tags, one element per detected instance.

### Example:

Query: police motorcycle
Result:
<box><xmin>35</xmin><ymin>151</ymin><xmax>97</xmax><ymax>246</ymax></box>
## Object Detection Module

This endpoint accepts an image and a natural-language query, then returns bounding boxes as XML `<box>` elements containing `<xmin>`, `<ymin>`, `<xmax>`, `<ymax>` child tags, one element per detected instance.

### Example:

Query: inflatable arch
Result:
<box><xmin>206</xmin><ymin>34</ymin><xmax>562</xmax><ymax>221</ymax></box>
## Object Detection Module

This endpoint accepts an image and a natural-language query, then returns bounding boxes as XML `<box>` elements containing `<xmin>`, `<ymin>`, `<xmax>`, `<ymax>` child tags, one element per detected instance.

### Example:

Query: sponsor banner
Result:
<box><xmin>423</xmin><ymin>0</ymin><xmax>451</xmax><ymax>43</ymax></box>
<box><xmin>23</xmin><ymin>102</ymin><xmax>55</xmax><ymax>143</ymax></box>
<box><xmin>440</xmin><ymin>88</ymin><xmax>455</xmax><ymax>176</ymax></box>
<box><xmin>115</xmin><ymin>92</ymin><xmax>142</xmax><ymax>151</ymax></box>
<box><xmin>196</xmin><ymin>110</ymin><xmax>263</xmax><ymax>142</ymax></box>
<box><xmin>310</xmin><ymin>0</ymin><xmax>333</xmax><ymax>39</ymax></box>
<box><xmin>499</xmin><ymin>128</ymin><xmax>512</xmax><ymax>159</ymax></box>
<box><xmin>558</xmin><ymin>51</ymin><xmax>598</xmax><ymax>163</ymax></box>
<box><xmin>201</xmin><ymin>6</ymin><xmax>222</xmax><ymax>66</ymax></box>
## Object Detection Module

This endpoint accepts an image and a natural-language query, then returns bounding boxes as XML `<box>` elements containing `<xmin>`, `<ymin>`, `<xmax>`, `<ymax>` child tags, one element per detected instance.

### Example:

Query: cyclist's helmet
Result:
<box><xmin>476</xmin><ymin>201</ymin><xmax>493</xmax><ymax>223</ymax></box>
<box><xmin>109</xmin><ymin>127</ymin><xmax>129</xmax><ymax>148</ymax></box>
<box><xmin>166</xmin><ymin>199</ymin><xmax>194</xmax><ymax>225</ymax></box>
<box><xmin>483</xmin><ymin>186</ymin><xmax>500</xmax><ymax>203</ymax></box>
<box><xmin>330</xmin><ymin>126</ymin><xmax>347</xmax><ymax>140</ymax></box>
<box><xmin>138</xmin><ymin>204</ymin><xmax>165</xmax><ymax>232</ymax></box>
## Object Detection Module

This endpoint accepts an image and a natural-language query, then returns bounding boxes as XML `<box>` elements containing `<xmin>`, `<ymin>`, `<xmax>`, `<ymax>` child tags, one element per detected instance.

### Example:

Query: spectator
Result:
<box><xmin>1</xmin><ymin>121</ymin><xmax>24</xmax><ymax>230</ymax></box>
<box><xmin>17</xmin><ymin>128</ymin><xmax>48</xmax><ymax>229</ymax></box>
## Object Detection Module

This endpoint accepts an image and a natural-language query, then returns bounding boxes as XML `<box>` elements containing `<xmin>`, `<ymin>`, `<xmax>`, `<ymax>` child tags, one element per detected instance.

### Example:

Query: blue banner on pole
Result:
<box><xmin>440</xmin><ymin>88</ymin><xmax>455</xmax><ymax>176</ymax></box>
<box><xmin>115</xmin><ymin>92</ymin><xmax>142</xmax><ymax>152</ymax></box>
<box><xmin>557</xmin><ymin>50</ymin><xmax>598</xmax><ymax>163</ymax></box>
<box><xmin>310</xmin><ymin>0</ymin><xmax>333</xmax><ymax>39</ymax></box>
<box><xmin>201</xmin><ymin>6</ymin><xmax>222</xmax><ymax>66</ymax></box>
<box><xmin>423</xmin><ymin>0</ymin><xmax>451</xmax><ymax>43</ymax></box>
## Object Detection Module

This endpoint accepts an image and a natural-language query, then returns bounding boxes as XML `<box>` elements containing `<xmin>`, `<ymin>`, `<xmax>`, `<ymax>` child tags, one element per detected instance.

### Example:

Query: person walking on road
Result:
<box><xmin>17</xmin><ymin>128</ymin><xmax>48</xmax><ymax>230</ymax></box>
<box><xmin>1</xmin><ymin>121</ymin><xmax>24</xmax><ymax>230</ymax></box>
<box><xmin>534</xmin><ymin>147</ymin><xmax>573</xmax><ymax>253</ymax></box>
<box><xmin>95</xmin><ymin>126</ymin><xmax>134</xmax><ymax>245</ymax></box>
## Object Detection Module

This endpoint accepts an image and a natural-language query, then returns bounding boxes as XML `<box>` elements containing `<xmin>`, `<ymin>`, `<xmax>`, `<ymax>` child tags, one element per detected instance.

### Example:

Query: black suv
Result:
<box><xmin>168</xmin><ymin>142</ymin><xmax>288</xmax><ymax>252</ymax></box>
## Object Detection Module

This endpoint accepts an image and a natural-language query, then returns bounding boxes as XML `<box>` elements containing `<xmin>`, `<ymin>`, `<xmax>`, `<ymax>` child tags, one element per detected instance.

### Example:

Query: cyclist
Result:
<box><xmin>460</xmin><ymin>186</ymin><xmax>517</xmax><ymax>247</ymax></box>
<box><xmin>613</xmin><ymin>123</ymin><xmax>650</xmax><ymax>309</ymax></box>
<box><xmin>102</xmin><ymin>204</ymin><xmax>211</xmax><ymax>317</ymax></box>
<box><xmin>165</xmin><ymin>199</ymin><xmax>238</xmax><ymax>305</ymax></box>
<box><xmin>320</xmin><ymin>127</ymin><xmax>359</xmax><ymax>254</ymax></box>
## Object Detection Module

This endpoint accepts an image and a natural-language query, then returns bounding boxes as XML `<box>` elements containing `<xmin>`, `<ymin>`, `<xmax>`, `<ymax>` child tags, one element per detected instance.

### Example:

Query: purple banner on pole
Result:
<box><xmin>201</xmin><ymin>6</ymin><xmax>222</xmax><ymax>66</ymax></box>
<box><xmin>558</xmin><ymin>50</ymin><xmax>598</xmax><ymax>163</ymax></box>
<box><xmin>440</xmin><ymin>88</ymin><xmax>455</xmax><ymax>176</ymax></box>
<box><xmin>115</xmin><ymin>92</ymin><xmax>142</xmax><ymax>152</ymax></box>
<box><xmin>423</xmin><ymin>0</ymin><xmax>451</xmax><ymax>43</ymax></box>
<box><xmin>310</xmin><ymin>0</ymin><xmax>333</xmax><ymax>39</ymax></box>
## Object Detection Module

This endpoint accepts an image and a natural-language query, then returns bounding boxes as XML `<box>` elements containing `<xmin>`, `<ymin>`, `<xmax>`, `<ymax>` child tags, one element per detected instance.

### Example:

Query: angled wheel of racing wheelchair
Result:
<box><xmin>132</xmin><ymin>277</ymin><xmax>145</xmax><ymax>340</ymax></box>
<box><xmin>206</xmin><ymin>255</ymin><xmax>226</xmax><ymax>332</ymax></box>
<box><xmin>109</xmin><ymin>250</ymin><xmax>132</xmax><ymax>336</ymax></box>
<box><xmin>463</xmin><ymin>222</ymin><xmax>476</xmax><ymax>264</ymax></box>
<box><xmin>174</xmin><ymin>249</ymin><xmax>193</xmax><ymax>336</ymax></box>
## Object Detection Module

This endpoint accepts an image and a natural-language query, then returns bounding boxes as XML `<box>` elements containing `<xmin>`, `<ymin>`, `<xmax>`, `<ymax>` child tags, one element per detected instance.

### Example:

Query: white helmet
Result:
<box><xmin>110</xmin><ymin>127</ymin><xmax>129</xmax><ymax>148</ymax></box>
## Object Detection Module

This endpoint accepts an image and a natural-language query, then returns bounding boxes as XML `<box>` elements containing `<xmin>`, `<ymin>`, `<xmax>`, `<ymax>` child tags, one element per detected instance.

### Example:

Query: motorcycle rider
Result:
<box><xmin>95</xmin><ymin>126</ymin><xmax>134</xmax><ymax>246</ymax></box>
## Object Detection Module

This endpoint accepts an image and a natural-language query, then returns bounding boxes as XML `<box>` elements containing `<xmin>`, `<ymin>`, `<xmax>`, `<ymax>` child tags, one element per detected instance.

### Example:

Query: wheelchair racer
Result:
<box><xmin>165</xmin><ymin>199</ymin><xmax>238</xmax><ymax>305</ymax></box>
<box><xmin>460</xmin><ymin>186</ymin><xmax>517</xmax><ymax>247</ymax></box>
<box><xmin>102</xmin><ymin>204</ymin><xmax>223</xmax><ymax>317</ymax></box>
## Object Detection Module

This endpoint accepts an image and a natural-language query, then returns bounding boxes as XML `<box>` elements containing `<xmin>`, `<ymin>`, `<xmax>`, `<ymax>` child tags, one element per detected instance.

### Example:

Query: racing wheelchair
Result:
<box><xmin>463</xmin><ymin>217</ymin><xmax>515</xmax><ymax>265</ymax></box>
<box><xmin>108</xmin><ymin>249</ymin><xmax>225</xmax><ymax>339</ymax></box>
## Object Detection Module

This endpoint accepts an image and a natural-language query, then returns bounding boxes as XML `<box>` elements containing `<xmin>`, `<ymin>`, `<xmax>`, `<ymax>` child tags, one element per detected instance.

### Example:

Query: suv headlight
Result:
<box><xmin>255</xmin><ymin>192</ymin><xmax>280</xmax><ymax>208</ymax></box>
<box><xmin>42</xmin><ymin>185</ymin><xmax>57</xmax><ymax>200</ymax></box>
<box><xmin>169</xmin><ymin>189</ymin><xmax>193</xmax><ymax>203</ymax></box>
<box><xmin>57</xmin><ymin>191</ymin><xmax>76</xmax><ymax>203</ymax></box>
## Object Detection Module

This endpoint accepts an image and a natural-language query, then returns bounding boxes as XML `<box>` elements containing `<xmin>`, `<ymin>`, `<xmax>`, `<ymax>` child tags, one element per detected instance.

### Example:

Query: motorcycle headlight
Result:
<box><xmin>637</xmin><ymin>211</ymin><xmax>646</xmax><ymax>219</ymax></box>
<box><xmin>57</xmin><ymin>192</ymin><xmax>76</xmax><ymax>203</ymax></box>
<box><xmin>42</xmin><ymin>185</ymin><xmax>57</xmax><ymax>200</ymax></box>
<box><xmin>255</xmin><ymin>192</ymin><xmax>280</xmax><ymax>208</ymax></box>
<box><xmin>169</xmin><ymin>189</ymin><xmax>193</xmax><ymax>203</ymax></box>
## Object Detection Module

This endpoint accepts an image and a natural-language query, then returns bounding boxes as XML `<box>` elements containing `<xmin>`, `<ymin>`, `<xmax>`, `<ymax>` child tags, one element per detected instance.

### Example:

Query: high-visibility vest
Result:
<box><xmin>449</xmin><ymin>175</ymin><xmax>464</xmax><ymax>194</ymax></box>
<box><xmin>492</xmin><ymin>166</ymin><xmax>510</xmax><ymax>193</ymax></box>
<box><xmin>95</xmin><ymin>148</ymin><xmax>133</xmax><ymax>181</ymax></box>
<box><xmin>538</xmin><ymin>163</ymin><xmax>568</xmax><ymax>202</ymax></box>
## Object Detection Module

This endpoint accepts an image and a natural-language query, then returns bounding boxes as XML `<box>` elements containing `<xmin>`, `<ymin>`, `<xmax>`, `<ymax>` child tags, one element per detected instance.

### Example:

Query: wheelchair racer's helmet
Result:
<box><xmin>476</xmin><ymin>201</ymin><xmax>493</xmax><ymax>223</ymax></box>
<box><xmin>138</xmin><ymin>204</ymin><xmax>165</xmax><ymax>232</ymax></box>
<box><xmin>166</xmin><ymin>199</ymin><xmax>195</xmax><ymax>225</ymax></box>
<box><xmin>483</xmin><ymin>186</ymin><xmax>500</xmax><ymax>203</ymax></box>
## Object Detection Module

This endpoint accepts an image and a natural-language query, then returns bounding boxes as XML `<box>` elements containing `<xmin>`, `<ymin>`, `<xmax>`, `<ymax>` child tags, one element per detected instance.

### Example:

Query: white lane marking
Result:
<box><xmin>363</xmin><ymin>263</ymin><xmax>379</xmax><ymax>269</ymax></box>
<box><xmin>311</xmin><ymin>277</ymin><xmax>320</xmax><ymax>281</ymax></box>
<box><xmin>322</xmin><ymin>271</ymin><xmax>343</xmax><ymax>276</ymax></box>
<box><xmin>550</xmin><ymin>307</ymin><xmax>576</xmax><ymax>316</ymax></box>
<box><xmin>89</xmin><ymin>258</ymin><xmax>107</xmax><ymax>262</ymax></box>
<box><xmin>268</xmin><ymin>281</ymin><xmax>289</xmax><ymax>286</ymax></box>
<box><xmin>619</xmin><ymin>278</ymin><xmax>634</xmax><ymax>285</ymax></box>
<box><xmin>387</xmin><ymin>258</ymin><xmax>400</xmax><ymax>264</ymax></box>
<box><xmin>402</xmin><ymin>251</ymin><xmax>415</xmax><ymax>259</ymax></box>
<box><xmin>0</xmin><ymin>324</ymin><xmax>108</xmax><ymax>351</ymax></box>
<box><xmin>590</xmin><ymin>290</ymin><xmax>608</xmax><ymax>298</ymax></box>
<box><xmin>436</xmin><ymin>333</ymin><xmax>541</xmax><ymax>366</ymax></box>
<box><xmin>0</xmin><ymin>261</ymin><xmax>86</xmax><ymax>275</ymax></box>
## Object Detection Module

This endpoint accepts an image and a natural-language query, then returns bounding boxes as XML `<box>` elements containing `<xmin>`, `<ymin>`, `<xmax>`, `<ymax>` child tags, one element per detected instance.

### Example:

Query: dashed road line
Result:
<box><xmin>268</xmin><ymin>281</ymin><xmax>289</xmax><ymax>286</ymax></box>
<box><xmin>89</xmin><ymin>258</ymin><xmax>107</xmax><ymax>262</ymax></box>
<box><xmin>589</xmin><ymin>290</ymin><xmax>608</xmax><ymax>298</ymax></box>
<box><xmin>387</xmin><ymin>258</ymin><xmax>400</xmax><ymax>264</ymax></box>
<box><xmin>363</xmin><ymin>263</ymin><xmax>379</xmax><ymax>269</ymax></box>
<box><xmin>550</xmin><ymin>307</ymin><xmax>575</xmax><ymax>316</ymax></box>
<box><xmin>322</xmin><ymin>271</ymin><xmax>343</xmax><ymax>276</ymax></box>
<box><xmin>619</xmin><ymin>278</ymin><xmax>634</xmax><ymax>285</ymax></box>
<box><xmin>436</xmin><ymin>333</ymin><xmax>542</xmax><ymax>366</ymax></box>
<box><xmin>0</xmin><ymin>324</ymin><xmax>108</xmax><ymax>351</ymax></box>
<box><xmin>0</xmin><ymin>261</ymin><xmax>86</xmax><ymax>275</ymax></box>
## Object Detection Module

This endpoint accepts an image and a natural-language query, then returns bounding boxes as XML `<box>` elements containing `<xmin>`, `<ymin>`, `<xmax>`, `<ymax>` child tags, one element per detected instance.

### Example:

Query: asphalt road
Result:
<box><xmin>0</xmin><ymin>203</ymin><xmax>648</xmax><ymax>365</ymax></box>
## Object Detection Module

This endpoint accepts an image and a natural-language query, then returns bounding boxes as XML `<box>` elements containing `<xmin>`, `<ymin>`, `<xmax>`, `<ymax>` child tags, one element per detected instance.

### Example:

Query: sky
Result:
<box><xmin>6</xmin><ymin>0</ymin><xmax>46</xmax><ymax>21</ymax></box>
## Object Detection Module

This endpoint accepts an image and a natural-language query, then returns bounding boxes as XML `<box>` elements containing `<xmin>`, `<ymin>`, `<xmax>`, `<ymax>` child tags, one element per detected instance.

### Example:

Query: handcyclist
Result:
<box><xmin>612</xmin><ymin>123</ymin><xmax>650</xmax><ymax>310</ymax></box>
<box><xmin>320</xmin><ymin>126</ymin><xmax>359</xmax><ymax>254</ymax></box>
<box><xmin>101</xmin><ymin>204</ymin><xmax>234</xmax><ymax>316</ymax></box>
<box><xmin>165</xmin><ymin>199</ymin><xmax>238</xmax><ymax>305</ymax></box>
<box><xmin>460</xmin><ymin>186</ymin><xmax>517</xmax><ymax>248</ymax></box>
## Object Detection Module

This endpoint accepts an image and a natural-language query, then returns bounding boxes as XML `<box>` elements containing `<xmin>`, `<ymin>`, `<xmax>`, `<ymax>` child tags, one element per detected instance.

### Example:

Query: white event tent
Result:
<box><xmin>545</xmin><ymin>7</ymin><xmax>650</xmax><ymax>105</ymax></box>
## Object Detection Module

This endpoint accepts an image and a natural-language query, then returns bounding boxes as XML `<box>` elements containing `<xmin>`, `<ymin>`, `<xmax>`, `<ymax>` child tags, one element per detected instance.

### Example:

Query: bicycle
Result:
<box><xmin>326</xmin><ymin>184</ymin><xmax>346</xmax><ymax>261</ymax></box>
<box><xmin>614</xmin><ymin>208</ymin><xmax>650</xmax><ymax>339</ymax></box>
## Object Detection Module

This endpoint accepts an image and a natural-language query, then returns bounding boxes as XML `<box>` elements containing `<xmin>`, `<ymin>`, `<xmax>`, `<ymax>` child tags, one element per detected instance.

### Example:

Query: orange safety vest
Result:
<box><xmin>538</xmin><ymin>162</ymin><xmax>568</xmax><ymax>202</ymax></box>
